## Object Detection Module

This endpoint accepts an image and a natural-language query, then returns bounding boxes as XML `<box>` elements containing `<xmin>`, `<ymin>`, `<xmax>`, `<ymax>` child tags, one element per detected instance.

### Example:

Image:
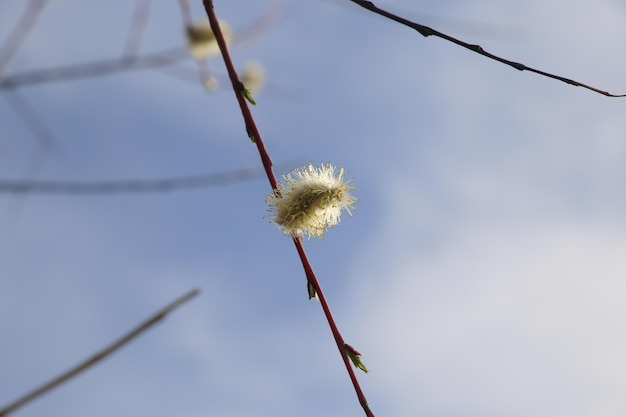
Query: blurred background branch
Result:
<box><xmin>0</xmin><ymin>288</ymin><xmax>200</xmax><ymax>417</ymax></box>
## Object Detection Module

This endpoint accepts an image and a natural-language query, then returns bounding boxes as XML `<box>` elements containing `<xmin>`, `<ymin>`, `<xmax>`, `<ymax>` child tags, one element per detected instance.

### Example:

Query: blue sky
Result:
<box><xmin>1</xmin><ymin>1</ymin><xmax>626</xmax><ymax>416</ymax></box>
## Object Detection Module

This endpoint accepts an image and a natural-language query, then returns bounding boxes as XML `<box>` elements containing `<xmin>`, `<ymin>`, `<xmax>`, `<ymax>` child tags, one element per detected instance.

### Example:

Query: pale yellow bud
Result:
<box><xmin>185</xmin><ymin>20</ymin><xmax>232</xmax><ymax>60</ymax></box>
<box><xmin>266</xmin><ymin>163</ymin><xmax>357</xmax><ymax>239</ymax></box>
<box><xmin>241</xmin><ymin>61</ymin><xmax>266</xmax><ymax>93</ymax></box>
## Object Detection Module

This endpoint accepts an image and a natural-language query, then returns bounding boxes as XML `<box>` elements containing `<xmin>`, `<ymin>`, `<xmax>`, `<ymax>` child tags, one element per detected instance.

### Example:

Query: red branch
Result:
<box><xmin>201</xmin><ymin>1</ymin><xmax>374</xmax><ymax>416</ymax></box>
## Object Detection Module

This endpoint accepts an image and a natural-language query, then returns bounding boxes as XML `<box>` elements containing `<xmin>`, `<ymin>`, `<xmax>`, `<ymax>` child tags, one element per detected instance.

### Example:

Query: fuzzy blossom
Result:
<box><xmin>185</xmin><ymin>20</ymin><xmax>232</xmax><ymax>60</ymax></box>
<box><xmin>241</xmin><ymin>61</ymin><xmax>266</xmax><ymax>93</ymax></box>
<box><xmin>266</xmin><ymin>163</ymin><xmax>357</xmax><ymax>239</ymax></box>
<box><xmin>203</xmin><ymin>75</ymin><xmax>220</xmax><ymax>91</ymax></box>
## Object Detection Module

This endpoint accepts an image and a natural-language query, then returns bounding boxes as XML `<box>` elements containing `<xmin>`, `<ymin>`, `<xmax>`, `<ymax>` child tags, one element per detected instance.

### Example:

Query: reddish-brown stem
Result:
<box><xmin>292</xmin><ymin>238</ymin><xmax>373</xmax><ymax>416</ymax></box>
<box><xmin>201</xmin><ymin>1</ymin><xmax>373</xmax><ymax>416</ymax></box>
<box><xmin>202</xmin><ymin>0</ymin><xmax>277</xmax><ymax>190</ymax></box>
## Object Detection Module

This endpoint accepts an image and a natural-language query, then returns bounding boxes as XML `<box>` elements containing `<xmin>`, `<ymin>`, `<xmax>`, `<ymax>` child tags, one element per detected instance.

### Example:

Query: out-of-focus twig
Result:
<box><xmin>177</xmin><ymin>0</ymin><xmax>194</xmax><ymax>28</ymax></box>
<box><xmin>177</xmin><ymin>0</ymin><xmax>213</xmax><ymax>87</ymax></box>
<box><xmin>0</xmin><ymin>92</ymin><xmax>55</xmax><ymax>231</ymax></box>
<box><xmin>348</xmin><ymin>0</ymin><xmax>625</xmax><ymax>97</ymax></box>
<box><xmin>0</xmin><ymin>146</ymin><xmax>50</xmax><ymax>240</ymax></box>
<box><xmin>2</xmin><ymin>89</ymin><xmax>58</xmax><ymax>150</ymax></box>
<box><xmin>0</xmin><ymin>1</ymin><xmax>286</xmax><ymax>91</ymax></box>
<box><xmin>0</xmin><ymin>165</ymin><xmax>264</xmax><ymax>195</ymax></box>
<box><xmin>0</xmin><ymin>288</ymin><xmax>201</xmax><ymax>417</ymax></box>
<box><xmin>0</xmin><ymin>0</ymin><xmax>48</xmax><ymax>79</ymax></box>
<box><xmin>0</xmin><ymin>47</ymin><xmax>190</xmax><ymax>89</ymax></box>
<box><xmin>121</xmin><ymin>0</ymin><xmax>153</xmax><ymax>61</ymax></box>
<box><xmin>234</xmin><ymin>0</ymin><xmax>289</xmax><ymax>47</ymax></box>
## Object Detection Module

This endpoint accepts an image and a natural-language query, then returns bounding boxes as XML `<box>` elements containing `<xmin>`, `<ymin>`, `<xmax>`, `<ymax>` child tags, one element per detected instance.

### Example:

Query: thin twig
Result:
<box><xmin>2</xmin><ymin>89</ymin><xmax>58</xmax><ymax>150</ymax></box>
<box><xmin>121</xmin><ymin>0</ymin><xmax>153</xmax><ymax>61</ymax></box>
<box><xmin>176</xmin><ymin>0</ymin><xmax>194</xmax><ymax>27</ymax></box>
<box><xmin>177</xmin><ymin>0</ymin><xmax>213</xmax><ymax>86</ymax></box>
<box><xmin>202</xmin><ymin>1</ymin><xmax>374</xmax><ymax>416</ymax></box>
<box><xmin>0</xmin><ymin>0</ymin><xmax>48</xmax><ymax>79</ymax></box>
<box><xmin>0</xmin><ymin>2</ymin><xmax>283</xmax><ymax>91</ymax></box>
<box><xmin>0</xmin><ymin>47</ymin><xmax>189</xmax><ymax>89</ymax></box>
<box><xmin>0</xmin><ymin>146</ymin><xmax>50</xmax><ymax>240</ymax></box>
<box><xmin>0</xmin><ymin>166</ymin><xmax>263</xmax><ymax>195</ymax></box>
<box><xmin>0</xmin><ymin>288</ymin><xmax>201</xmax><ymax>417</ymax></box>
<box><xmin>349</xmin><ymin>0</ymin><xmax>625</xmax><ymax>97</ymax></box>
<box><xmin>234</xmin><ymin>0</ymin><xmax>289</xmax><ymax>47</ymax></box>
<box><xmin>1</xmin><ymin>77</ymin><xmax>57</xmax><ymax>235</ymax></box>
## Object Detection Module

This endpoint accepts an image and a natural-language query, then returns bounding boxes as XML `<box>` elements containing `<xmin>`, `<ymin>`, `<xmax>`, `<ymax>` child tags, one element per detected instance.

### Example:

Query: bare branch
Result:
<box><xmin>121</xmin><ymin>0</ymin><xmax>153</xmax><ymax>61</ymax></box>
<box><xmin>0</xmin><ymin>2</ymin><xmax>285</xmax><ymax>91</ymax></box>
<box><xmin>0</xmin><ymin>147</ymin><xmax>50</xmax><ymax>237</ymax></box>
<box><xmin>0</xmin><ymin>166</ymin><xmax>263</xmax><ymax>195</ymax></box>
<box><xmin>0</xmin><ymin>0</ymin><xmax>48</xmax><ymax>78</ymax></box>
<box><xmin>0</xmin><ymin>47</ymin><xmax>189</xmax><ymax>89</ymax></box>
<box><xmin>234</xmin><ymin>0</ymin><xmax>289</xmax><ymax>47</ymax></box>
<box><xmin>202</xmin><ymin>1</ymin><xmax>375</xmax><ymax>415</ymax></box>
<box><xmin>349</xmin><ymin>0</ymin><xmax>626</xmax><ymax>97</ymax></box>
<box><xmin>2</xmin><ymin>89</ymin><xmax>58</xmax><ymax>150</ymax></box>
<box><xmin>0</xmin><ymin>288</ymin><xmax>201</xmax><ymax>417</ymax></box>
<box><xmin>177</xmin><ymin>0</ymin><xmax>194</xmax><ymax>28</ymax></box>
<box><xmin>177</xmin><ymin>0</ymin><xmax>215</xmax><ymax>87</ymax></box>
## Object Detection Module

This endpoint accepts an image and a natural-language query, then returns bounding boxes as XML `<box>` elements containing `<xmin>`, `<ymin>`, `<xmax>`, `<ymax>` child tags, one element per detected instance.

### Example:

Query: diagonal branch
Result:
<box><xmin>234</xmin><ymin>0</ymin><xmax>289</xmax><ymax>47</ymax></box>
<box><xmin>177</xmin><ymin>0</ymin><xmax>214</xmax><ymax>87</ymax></box>
<box><xmin>0</xmin><ymin>0</ymin><xmax>48</xmax><ymax>79</ymax></box>
<box><xmin>349</xmin><ymin>0</ymin><xmax>625</xmax><ymax>97</ymax></box>
<box><xmin>121</xmin><ymin>0</ymin><xmax>153</xmax><ymax>61</ymax></box>
<box><xmin>3</xmin><ymin>89</ymin><xmax>58</xmax><ymax>149</ymax></box>
<box><xmin>0</xmin><ymin>288</ymin><xmax>201</xmax><ymax>417</ymax></box>
<box><xmin>202</xmin><ymin>1</ymin><xmax>375</xmax><ymax>416</ymax></box>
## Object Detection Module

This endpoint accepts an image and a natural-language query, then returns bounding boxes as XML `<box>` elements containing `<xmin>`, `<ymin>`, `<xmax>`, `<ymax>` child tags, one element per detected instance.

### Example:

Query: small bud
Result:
<box><xmin>344</xmin><ymin>343</ymin><xmax>369</xmax><ymax>374</ymax></box>
<box><xmin>307</xmin><ymin>280</ymin><xmax>318</xmax><ymax>300</ymax></box>
<box><xmin>242</xmin><ymin>87</ymin><xmax>257</xmax><ymax>105</ymax></box>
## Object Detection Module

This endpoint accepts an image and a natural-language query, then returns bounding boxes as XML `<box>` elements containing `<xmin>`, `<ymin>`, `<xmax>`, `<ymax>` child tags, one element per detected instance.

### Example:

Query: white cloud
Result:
<box><xmin>351</xmin><ymin>217</ymin><xmax>626</xmax><ymax>417</ymax></box>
